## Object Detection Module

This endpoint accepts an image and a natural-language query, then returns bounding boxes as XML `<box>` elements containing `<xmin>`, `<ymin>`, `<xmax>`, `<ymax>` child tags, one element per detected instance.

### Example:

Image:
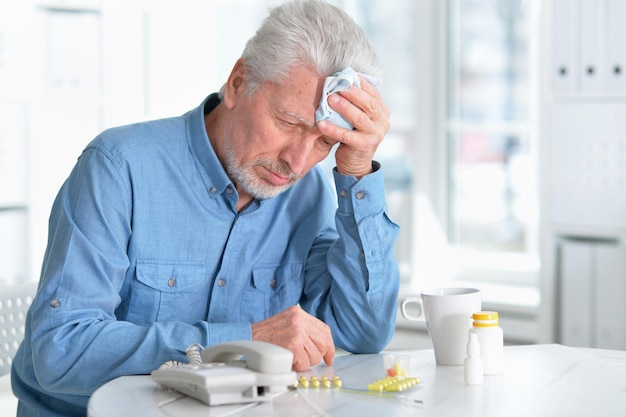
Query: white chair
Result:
<box><xmin>0</xmin><ymin>281</ymin><xmax>38</xmax><ymax>416</ymax></box>
<box><xmin>0</xmin><ymin>281</ymin><xmax>37</xmax><ymax>377</ymax></box>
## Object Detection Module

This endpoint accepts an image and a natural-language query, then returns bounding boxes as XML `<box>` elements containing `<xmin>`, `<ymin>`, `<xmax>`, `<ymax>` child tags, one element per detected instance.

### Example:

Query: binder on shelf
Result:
<box><xmin>606</xmin><ymin>0</ymin><xmax>626</xmax><ymax>93</ymax></box>
<box><xmin>579</xmin><ymin>0</ymin><xmax>605</xmax><ymax>93</ymax></box>
<box><xmin>553</xmin><ymin>0</ymin><xmax>579</xmax><ymax>94</ymax></box>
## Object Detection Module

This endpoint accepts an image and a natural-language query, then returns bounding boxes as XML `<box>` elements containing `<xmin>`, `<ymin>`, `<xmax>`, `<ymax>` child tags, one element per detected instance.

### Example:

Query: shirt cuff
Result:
<box><xmin>332</xmin><ymin>161</ymin><xmax>386</xmax><ymax>218</ymax></box>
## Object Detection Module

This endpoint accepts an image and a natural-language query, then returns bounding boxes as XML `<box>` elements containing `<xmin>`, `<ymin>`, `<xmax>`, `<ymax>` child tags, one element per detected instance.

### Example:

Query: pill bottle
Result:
<box><xmin>464</xmin><ymin>333</ymin><xmax>483</xmax><ymax>385</ymax></box>
<box><xmin>469</xmin><ymin>311</ymin><xmax>503</xmax><ymax>375</ymax></box>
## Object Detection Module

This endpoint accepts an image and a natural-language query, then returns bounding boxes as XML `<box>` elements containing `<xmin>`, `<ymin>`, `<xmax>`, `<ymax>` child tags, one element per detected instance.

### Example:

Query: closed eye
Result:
<box><xmin>281</xmin><ymin>119</ymin><xmax>297</xmax><ymax>128</ymax></box>
<box><xmin>275</xmin><ymin>107</ymin><xmax>315</xmax><ymax>128</ymax></box>
<box><xmin>319</xmin><ymin>136</ymin><xmax>338</xmax><ymax>149</ymax></box>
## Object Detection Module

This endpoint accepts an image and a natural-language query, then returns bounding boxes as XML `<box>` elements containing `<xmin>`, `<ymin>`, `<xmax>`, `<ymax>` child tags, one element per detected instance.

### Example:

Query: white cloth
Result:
<box><xmin>315</xmin><ymin>67</ymin><xmax>381</xmax><ymax>130</ymax></box>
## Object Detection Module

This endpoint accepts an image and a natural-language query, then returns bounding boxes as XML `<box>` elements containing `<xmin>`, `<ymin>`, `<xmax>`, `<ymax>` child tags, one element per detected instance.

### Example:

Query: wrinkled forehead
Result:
<box><xmin>265</xmin><ymin>66</ymin><xmax>325</xmax><ymax>122</ymax></box>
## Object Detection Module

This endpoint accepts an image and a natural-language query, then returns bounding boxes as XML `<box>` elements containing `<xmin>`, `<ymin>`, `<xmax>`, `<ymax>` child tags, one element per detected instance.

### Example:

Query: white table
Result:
<box><xmin>88</xmin><ymin>344</ymin><xmax>626</xmax><ymax>417</ymax></box>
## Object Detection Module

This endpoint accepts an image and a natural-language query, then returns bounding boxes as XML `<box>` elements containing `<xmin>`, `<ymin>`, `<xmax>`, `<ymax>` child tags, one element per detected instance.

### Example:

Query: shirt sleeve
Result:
<box><xmin>26</xmin><ymin>145</ymin><xmax>251</xmax><ymax>397</ymax></box>
<box><xmin>300</xmin><ymin>161</ymin><xmax>401</xmax><ymax>353</ymax></box>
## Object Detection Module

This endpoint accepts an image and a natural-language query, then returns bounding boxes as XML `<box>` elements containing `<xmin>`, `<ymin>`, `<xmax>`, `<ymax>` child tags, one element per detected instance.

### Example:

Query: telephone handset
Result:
<box><xmin>151</xmin><ymin>340</ymin><xmax>296</xmax><ymax>406</ymax></box>
<box><xmin>200</xmin><ymin>340</ymin><xmax>293</xmax><ymax>374</ymax></box>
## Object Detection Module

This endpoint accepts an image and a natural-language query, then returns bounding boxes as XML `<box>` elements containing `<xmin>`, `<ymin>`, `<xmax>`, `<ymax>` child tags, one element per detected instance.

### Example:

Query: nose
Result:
<box><xmin>279</xmin><ymin>133</ymin><xmax>318</xmax><ymax>176</ymax></box>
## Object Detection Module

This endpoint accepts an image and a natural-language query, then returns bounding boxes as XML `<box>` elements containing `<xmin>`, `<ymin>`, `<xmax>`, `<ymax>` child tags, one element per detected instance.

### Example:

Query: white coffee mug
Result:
<box><xmin>401</xmin><ymin>287</ymin><xmax>481</xmax><ymax>365</ymax></box>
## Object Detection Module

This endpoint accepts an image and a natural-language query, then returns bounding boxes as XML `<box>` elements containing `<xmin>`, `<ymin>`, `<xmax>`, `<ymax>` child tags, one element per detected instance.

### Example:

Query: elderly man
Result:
<box><xmin>11</xmin><ymin>1</ymin><xmax>400</xmax><ymax>416</ymax></box>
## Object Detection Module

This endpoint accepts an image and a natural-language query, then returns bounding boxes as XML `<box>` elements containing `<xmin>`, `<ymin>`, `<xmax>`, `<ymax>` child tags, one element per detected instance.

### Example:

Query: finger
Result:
<box><xmin>252</xmin><ymin>306</ymin><xmax>335</xmax><ymax>371</ymax></box>
<box><xmin>291</xmin><ymin>323</ymin><xmax>324</xmax><ymax>371</ymax></box>
<box><xmin>302</xmin><ymin>338</ymin><xmax>324</xmax><ymax>368</ymax></box>
<box><xmin>305</xmin><ymin>319</ymin><xmax>335</xmax><ymax>366</ymax></box>
<box><xmin>292</xmin><ymin>350</ymin><xmax>311</xmax><ymax>372</ymax></box>
<box><xmin>358</xmin><ymin>74</ymin><xmax>377</xmax><ymax>90</ymax></box>
<box><xmin>318</xmin><ymin>117</ymin><xmax>376</xmax><ymax>152</ymax></box>
<box><xmin>328</xmin><ymin>92</ymin><xmax>389</xmax><ymax>139</ymax></box>
<box><xmin>320</xmin><ymin>340</ymin><xmax>335</xmax><ymax>366</ymax></box>
<box><xmin>317</xmin><ymin>113</ymin><xmax>368</xmax><ymax>150</ymax></box>
<box><xmin>293</xmin><ymin>309</ymin><xmax>334</xmax><ymax>367</ymax></box>
<box><xmin>338</xmin><ymin>79</ymin><xmax>388</xmax><ymax>122</ymax></box>
<box><xmin>328</xmin><ymin>92</ymin><xmax>375</xmax><ymax>132</ymax></box>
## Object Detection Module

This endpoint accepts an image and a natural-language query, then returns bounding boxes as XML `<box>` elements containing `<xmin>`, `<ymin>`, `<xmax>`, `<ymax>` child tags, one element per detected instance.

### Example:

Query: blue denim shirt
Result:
<box><xmin>11</xmin><ymin>94</ymin><xmax>400</xmax><ymax>417</ymax></box>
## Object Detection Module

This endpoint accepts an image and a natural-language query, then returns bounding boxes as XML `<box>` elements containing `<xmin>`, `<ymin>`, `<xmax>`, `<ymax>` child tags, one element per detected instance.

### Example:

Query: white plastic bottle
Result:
<box><xmin>464</xmin><ymin>333</ymin><xmax>484</xmax><ymax>385</ymax></box>
<box><xmin>469</xmin><ymin>311</ymin><xmax>503</xmax><ymax>375</ymax></box>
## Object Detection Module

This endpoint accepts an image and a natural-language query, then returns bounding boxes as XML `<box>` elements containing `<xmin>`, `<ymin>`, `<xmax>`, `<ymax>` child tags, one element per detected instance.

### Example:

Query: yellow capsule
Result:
<box><xmin>367</xmin><ymin>383</ymin><xmax>384</xmax><ymax>392</ymax></box>
<box><xmin>322</xmin><ymin>379</ymin><xmax>331</xmax><ymax>388</ymax></box>
<box><xmin>393</xmin><ymin>363</ymin><xmax>408</xmax><ymax>377</ymax></box>
<box><xmin>300</xmin><ymin>378</ymin><xmax>309</xmax><ymax>388</ymax></box>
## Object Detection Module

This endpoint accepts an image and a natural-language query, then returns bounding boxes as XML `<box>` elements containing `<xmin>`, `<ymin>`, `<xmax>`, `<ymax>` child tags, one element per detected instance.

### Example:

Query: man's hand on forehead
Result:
<box><xmin>317</xmin><ymin>76</ymin><xmax>390</xmax><ymax>179</ymax></box>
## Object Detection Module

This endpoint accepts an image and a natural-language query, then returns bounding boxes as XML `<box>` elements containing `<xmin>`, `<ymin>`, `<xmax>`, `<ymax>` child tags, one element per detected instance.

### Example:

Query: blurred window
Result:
<box><xmin>446</xmin><ymin>0</ymin><xmax>539</xmax><ymax>282</ymax></box>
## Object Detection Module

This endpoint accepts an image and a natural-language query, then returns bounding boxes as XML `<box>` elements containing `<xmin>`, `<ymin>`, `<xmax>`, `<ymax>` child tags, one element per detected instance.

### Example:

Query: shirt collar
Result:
<box><xmin>185</xmin><ymin>93</ymin><xmax>235</xmax><ymax>199</ymax></box>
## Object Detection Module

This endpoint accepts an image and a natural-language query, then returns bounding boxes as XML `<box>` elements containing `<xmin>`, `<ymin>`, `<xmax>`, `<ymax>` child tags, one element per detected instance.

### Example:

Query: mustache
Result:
<box><xmin>254</xmin><ymin>158</ymin><xmax>299</xmax><ymax>182</ymax></box>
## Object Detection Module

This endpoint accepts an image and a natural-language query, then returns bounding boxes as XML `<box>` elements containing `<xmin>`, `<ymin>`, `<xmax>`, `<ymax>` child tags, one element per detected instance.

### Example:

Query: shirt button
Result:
<box><xmin>168</xmin><ymin>278</ymin><xmax>177</xmax><ymax>287</ymax></box>
<box><xmin>339</xmin><ymin>190</ymin><xmax>348</xmax><ymax>198</ymax></box>
<box><xmin>226</xmin><ymin>187</ymin><xmax>234</xmax><ymax>195</ymax></box>
<box><xmin>217</xmin><ymin>278</ymin><xmax>226</xmax><ymax>287</ymax></box>
<box><xmin>209</xmin><ymin>187</ymin><xmax>218</xmax><ymax>194</ymax></box>
<box><xmin>269</xmin><ymin>279</ymin><xmax>277</xmax><ymax>288</ymax></box>
<box><xmin>50</xmin><ymin>299</ymin><xmax>60</xmax><ymax>308</ymax></box>
<box><xmin>356</xmin><ymin>191</ymin><xmax>366</xmax><ymax>199</ymax></box>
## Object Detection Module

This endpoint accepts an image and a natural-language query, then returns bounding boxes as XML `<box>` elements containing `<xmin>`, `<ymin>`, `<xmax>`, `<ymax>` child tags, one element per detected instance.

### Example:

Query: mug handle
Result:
<box><xmin>400</xmin><ymin>297</ymin><xmax>423</xmax><ymax>321</ymax></box>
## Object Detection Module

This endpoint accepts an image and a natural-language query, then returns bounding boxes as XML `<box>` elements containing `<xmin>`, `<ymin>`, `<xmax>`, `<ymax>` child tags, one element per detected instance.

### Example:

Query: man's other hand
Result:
<box><xmin>251</xmin><ymin>305</ymin><xmax>335</xmax><ymax>372</ymax></box>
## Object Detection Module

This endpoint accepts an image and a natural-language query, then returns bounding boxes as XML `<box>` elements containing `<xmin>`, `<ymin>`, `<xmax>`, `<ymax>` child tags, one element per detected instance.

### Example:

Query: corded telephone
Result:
<box><xmin>150</xmin><ymin>340</ymin><xmax>296</xmax><ymax>406</ymax></box>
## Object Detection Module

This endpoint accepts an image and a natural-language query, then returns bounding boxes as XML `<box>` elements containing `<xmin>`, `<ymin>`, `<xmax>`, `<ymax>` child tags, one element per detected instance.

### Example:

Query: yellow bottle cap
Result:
<box><xmin>472</xmin><ymin>311</ymin><xmax>499</xmax><ymax>327</ymax></box>
<box><xmin>472</xmin><ymin>311</ymin><xmax>498</xmax><ymax>320</ymax></box>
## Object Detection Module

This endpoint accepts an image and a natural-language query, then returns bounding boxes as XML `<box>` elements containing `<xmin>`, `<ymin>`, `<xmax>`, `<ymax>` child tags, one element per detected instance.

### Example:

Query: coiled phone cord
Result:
<box><xmin>157</xmin><ymin>343</ymin><xmax>205</xmax><ymax>370</ymax></box>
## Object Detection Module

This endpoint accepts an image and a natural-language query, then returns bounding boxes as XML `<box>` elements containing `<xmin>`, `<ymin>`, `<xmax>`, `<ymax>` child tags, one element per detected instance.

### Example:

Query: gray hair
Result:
<box><xmin>219</xmin><ymin>0</ymin><xmax>381</xmax><ymax>98</ymax></box>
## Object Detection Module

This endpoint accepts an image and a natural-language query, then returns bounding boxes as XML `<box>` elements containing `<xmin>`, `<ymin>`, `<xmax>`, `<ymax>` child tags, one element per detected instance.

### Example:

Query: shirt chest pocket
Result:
<box><xmin>128</xmin><ymin>260</ymin><xmax>208</xmax><ymax>325</ymax></box>
<box><xmin>240</xmin><ymin>263</ymin><xmax>304</xmax><ymax>322</ymax></box>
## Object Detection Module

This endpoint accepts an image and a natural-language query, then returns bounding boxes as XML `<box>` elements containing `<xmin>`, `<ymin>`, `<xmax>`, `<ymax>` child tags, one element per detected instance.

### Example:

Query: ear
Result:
<box><xmin>222</xmin><ymin>58</ymin><xmax>247</xmax><ymax>109</ymax></box>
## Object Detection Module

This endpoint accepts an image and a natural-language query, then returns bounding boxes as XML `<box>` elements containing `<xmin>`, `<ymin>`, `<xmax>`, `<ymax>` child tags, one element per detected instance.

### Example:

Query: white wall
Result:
<box><xmin>0</xmin><ymin>0</ymin><xmax>275</xmax><ymax>285</ymax></box>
